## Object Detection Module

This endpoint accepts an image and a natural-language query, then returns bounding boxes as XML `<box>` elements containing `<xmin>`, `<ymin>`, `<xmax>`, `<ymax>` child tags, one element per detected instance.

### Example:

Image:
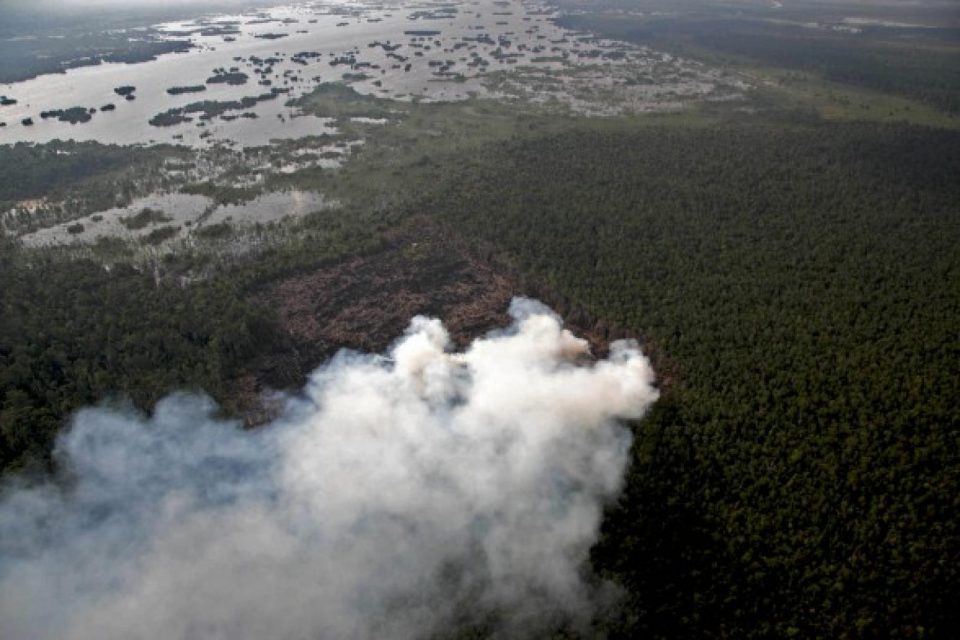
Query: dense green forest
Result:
<box><xmin>408</xmin><ymin>120</ymin><xmax>960</xmax><ymax>638</ymax></box>
<box><xmin>0</xmin><ymin>141</ymin><xmax>179</xmax><ymax>208</ymax></box>
<box><xmin>0</xmin><ymin>240</ymin><xmax>272</xmax><ymax>469</ymax></box>
<box><xmin>3</xmin><ymin>115</ymin><xmax>956</xmax><ymax>636</ymax></box>
<box><xmin>2</xmin><ymin>3</ymin><xmax>959</xmax><ymax>630</ymax></box>
<box><xmin>0</xmin><ymin>207</ymin><xmax>384</xmax><ymax>472</ymax></box>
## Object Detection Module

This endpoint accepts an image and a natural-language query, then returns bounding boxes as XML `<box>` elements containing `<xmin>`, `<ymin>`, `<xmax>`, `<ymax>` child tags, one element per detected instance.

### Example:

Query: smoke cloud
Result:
<box><xmin>0</xmin><ymin>298</ymin><xmax>658</xmax><ymax>640</ymax></box>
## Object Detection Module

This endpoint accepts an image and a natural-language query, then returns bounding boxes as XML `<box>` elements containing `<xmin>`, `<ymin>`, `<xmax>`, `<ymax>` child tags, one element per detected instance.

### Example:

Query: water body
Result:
<box><xmin>21</xmin><ymin>190</ymin><xmax>330</xmax><ymax>247</ymax></box>
<box><xmin>0</xmin><ymin>0</ymin><xmax>705</xmax><ymax>147</ymax></box>
<box><xmin>203</xmin><ymin>189</ymin><xmax>333</xmax><ymax>225</ymax></box>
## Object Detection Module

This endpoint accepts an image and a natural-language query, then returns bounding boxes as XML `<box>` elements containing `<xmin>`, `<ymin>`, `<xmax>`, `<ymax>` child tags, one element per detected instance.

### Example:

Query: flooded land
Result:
<box><xmin>20</xmin><ymin>190</ymin><xmax>332</xmax><ymax>248</ymax></box>
<box><xmin>0</xmin><ymin>0</ymin><xmax>743</xmax><ymax>148</ymax></box>
<box><xmin>0</xmin><ymin>0</ymin><xmax>752</xmax><ymax>251</ymax></box>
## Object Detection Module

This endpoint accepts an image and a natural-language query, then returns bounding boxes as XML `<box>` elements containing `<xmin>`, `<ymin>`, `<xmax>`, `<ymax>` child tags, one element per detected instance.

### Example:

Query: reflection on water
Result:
<box><xmin>203</xmin><ymin>190</ymin><xmax>332</xmax><ymax>225</ymax></box>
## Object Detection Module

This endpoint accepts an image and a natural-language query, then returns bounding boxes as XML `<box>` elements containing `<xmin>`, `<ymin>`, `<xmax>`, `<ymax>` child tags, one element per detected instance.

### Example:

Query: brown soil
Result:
<box><xmin>235</xmin><ymin>217</ymin><xmax>672</xmax><ymax>423</ymax></box>
<box><xmin>240</xmin><ymin>220</ymin><xmax>514</xmax><ymax>408</ymax></box>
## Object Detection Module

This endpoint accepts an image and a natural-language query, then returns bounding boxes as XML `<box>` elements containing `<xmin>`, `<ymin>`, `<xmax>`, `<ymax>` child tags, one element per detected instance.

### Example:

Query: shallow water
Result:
<box><xmin>21</xmin><ymin>193</ymin><xmax>211</xmax><ymax>247</ymax></box>
<box><xmin>0</xmin><ymin>0</ymin><xmax>704</xmax><ymax>148</ymax></box>
<box><xmin>21</xmin><ymin>190</ymin><xmax>330</xmax><ymax>247</ymax></box>
<box><xmin>202</xmin><ymin>190</ymin><xmax>332</xmax><ymax>225</ymax></box>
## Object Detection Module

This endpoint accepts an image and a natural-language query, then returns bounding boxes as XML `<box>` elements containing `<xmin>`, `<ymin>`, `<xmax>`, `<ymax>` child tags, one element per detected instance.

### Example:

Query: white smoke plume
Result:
<box><xmin>0</xmin><ymin>298</ymin><xmax>658</xmax><ymax>640</ymax></box>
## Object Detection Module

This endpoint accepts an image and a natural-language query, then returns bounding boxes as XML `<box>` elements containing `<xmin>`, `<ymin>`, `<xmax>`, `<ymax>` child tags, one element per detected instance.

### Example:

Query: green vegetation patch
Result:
<box><xmin>140</xmin><ymin>225</ymin><xmax>180</xmax><ymax>245</ymax></box>
<box><xmin>193</xmin><ymin>222</ymin><xmax>234</xmax><ymax>240</ymax></box>
<box><xmin>121</xmin><ymin>208</ymin><xmax>172</xmax><ymax>230</ymax></box>
<box><xmin>288</xmin><ymin>82</ymin><xmax>402</xmax><ymax>121</ymax></box>
<box><xmin>180</xmin><ymin>182</ymin><xmax>259</xmax><ymax>206</ymax></box>
<box><xmin>0</xmin><ymin>31</ymin><xmax>191</xmax><ymax>84</ymax></box>
<box><xmin>0</xmin><ymin>141</ymin><xmax>181</xmax><ymax>207</ymax></box>
<box><xmin>149</xmin><ymin>89</ymin><xmax>289</xmax><ymax>127</ymax></box>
